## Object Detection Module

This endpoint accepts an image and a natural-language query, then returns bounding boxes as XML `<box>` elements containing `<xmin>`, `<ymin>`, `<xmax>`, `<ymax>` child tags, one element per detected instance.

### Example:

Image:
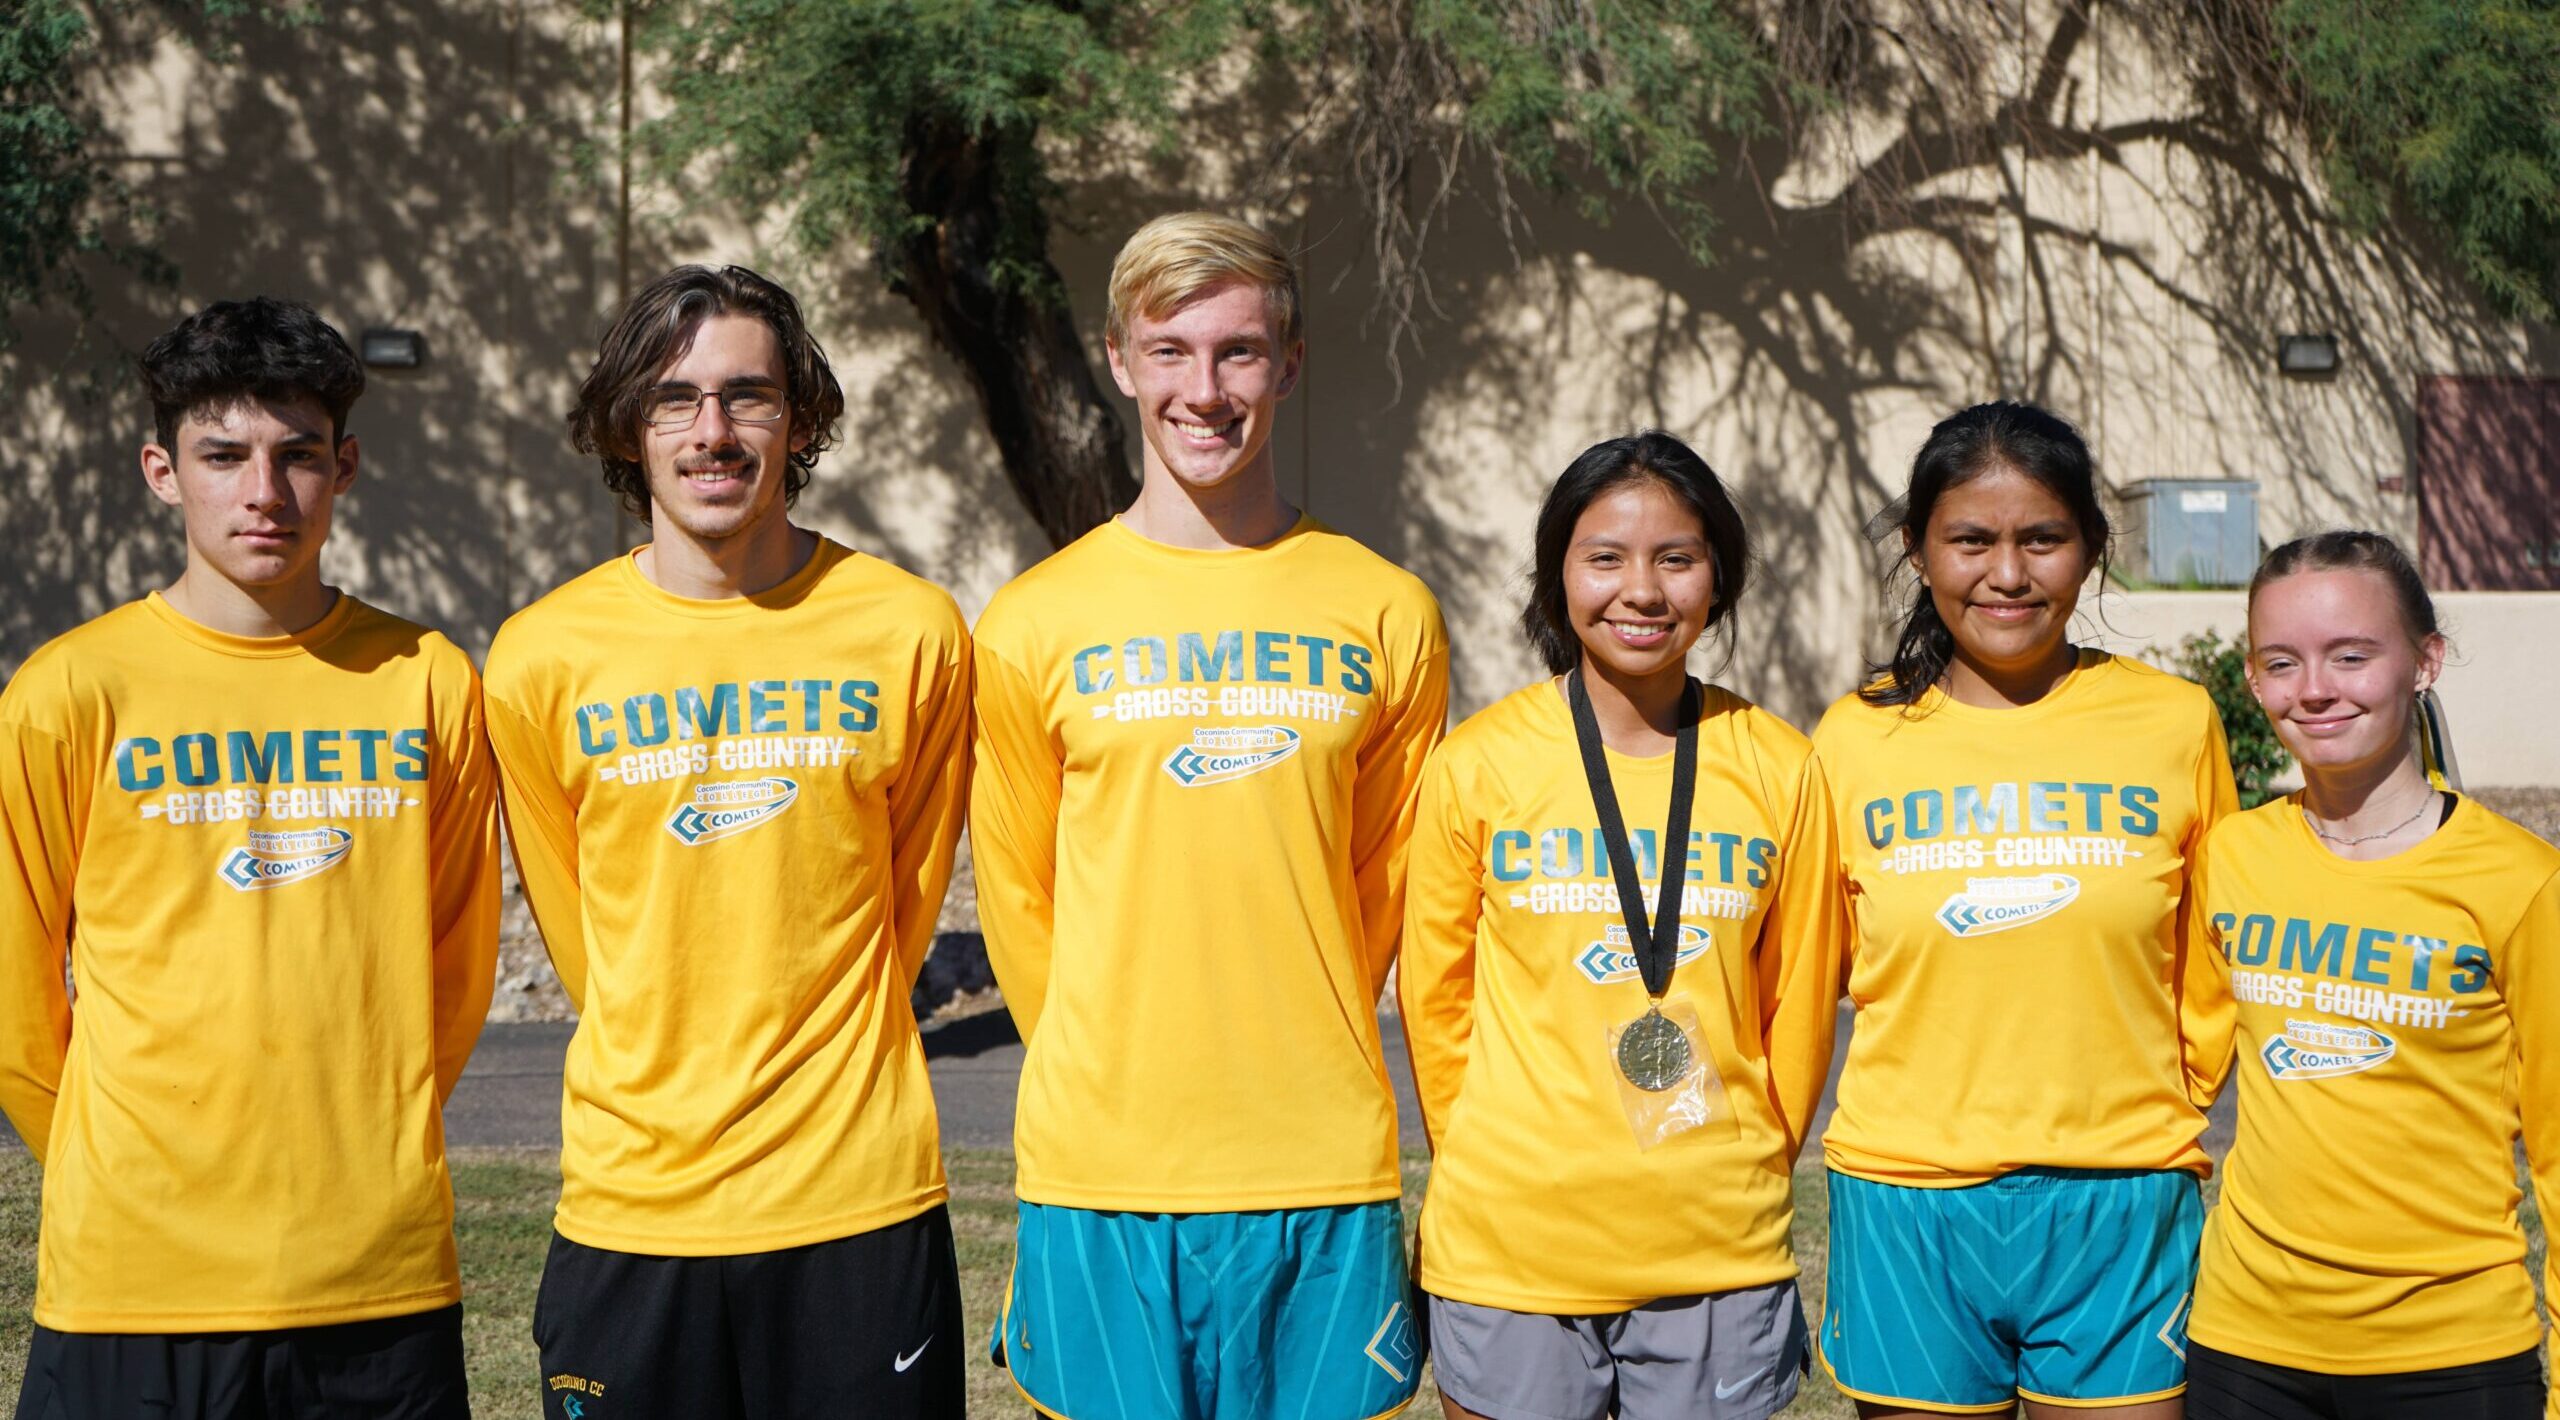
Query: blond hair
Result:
<box><xmin>1105</xmin><ymin>212</ymin><xmax>1303</xmax><ymax>351</ymax></box>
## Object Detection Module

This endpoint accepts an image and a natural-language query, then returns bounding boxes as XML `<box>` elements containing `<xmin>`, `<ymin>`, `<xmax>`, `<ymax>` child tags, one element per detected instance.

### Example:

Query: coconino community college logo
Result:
<box><xmin>1577</xmin><ymin>923</ymin><xmax>1712</xmax><ymax>985</ymax></box>
<box><xmin>1935</xmin><ymin>873</ymin><xmax>2080</xmax><ymax>937</ymax></box>
<box><xmin>219</xmin><ymin>827</ymin><xmax>354</xmax><ymax>891</ymax></box>
<box><xmin>1162</xmin><ymin>726</ymin><xmax>1301</xmax><ymax>787</ymax></box>
<box><xmin>666</xmin><ymin>777</ymin><xmax>799</xmax><ymax>845</ymax></box>
<box><xmin>2261</xmin><ymin>1019</ymin><xmax>2396</xmax><ymax>1080</ymax></box>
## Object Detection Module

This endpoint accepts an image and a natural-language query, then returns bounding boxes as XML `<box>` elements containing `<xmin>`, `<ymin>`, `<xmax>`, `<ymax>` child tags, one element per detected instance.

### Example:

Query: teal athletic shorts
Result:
<box><xmin>992</xmin><ymin>1200</ymin><xmax>1423</xmax><ymax>1420</ymax></box>
<box><xmin>1817</xmin><ymin>1167</ymin><xmax>2202</xmax><ymax>1413</ymax></box>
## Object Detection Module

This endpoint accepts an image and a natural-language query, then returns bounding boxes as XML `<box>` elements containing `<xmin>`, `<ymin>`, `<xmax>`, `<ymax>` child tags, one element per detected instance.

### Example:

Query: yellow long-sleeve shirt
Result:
<box><xmin>971</xmin><ymin>516</ymin><xmax>1448</xmax><ymax>1210</ymax></box>
<box><xmin>1399</xmin><ymin>682</ymin><xmax>1845</xmax><ymax>1312</ymax></box>
<box><xmin>1809</xmin><ymin>651</ymin><xmax>2234</xmax><ymax>1185</ymax></box>
<box><xmin>482</xmin><ymin>539</ymin><xmax>969</xmax><ymax>1255</ymax></box>
<box><xmin>2188</xmin><ymin>796</ymin><xmax>2560</xmax><ymax>1391</ymax></box>
<box><xmin>0</xmin><ymin>592</ymin><xmax>498</xmax><ymax>1331</ymax></box>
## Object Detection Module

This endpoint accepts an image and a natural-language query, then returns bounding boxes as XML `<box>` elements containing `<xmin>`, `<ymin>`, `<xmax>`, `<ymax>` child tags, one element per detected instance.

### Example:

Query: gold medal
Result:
<box><xmin>1615</xmin><ymin>1005</ymin><xmax>1693</xmax><ymax>1092</ymax></box>
<box><xmin>1569</xmin><ymin>670</ymin><xmax>1705</xmax><ymax>1095</ymax></box>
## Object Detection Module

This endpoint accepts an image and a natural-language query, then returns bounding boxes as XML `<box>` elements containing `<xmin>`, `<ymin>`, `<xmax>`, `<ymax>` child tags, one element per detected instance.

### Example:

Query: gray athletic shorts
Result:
<box><xmin>1426</xmin><ymin>1279</ymin><xmax>1808</xmax><ymax>1420</ymax></box>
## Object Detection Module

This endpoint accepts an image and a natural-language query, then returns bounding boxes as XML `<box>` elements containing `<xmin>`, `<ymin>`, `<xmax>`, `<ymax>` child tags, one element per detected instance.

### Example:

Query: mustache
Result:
<box><xmin>674</xmin><ymin>446</ymin><xmax>756</xmax><ymax>475</ymax></box>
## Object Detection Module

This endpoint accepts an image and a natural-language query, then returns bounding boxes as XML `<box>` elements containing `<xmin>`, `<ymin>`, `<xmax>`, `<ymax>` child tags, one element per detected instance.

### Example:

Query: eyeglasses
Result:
<box><xmin>642</xmin><ymin>383</ymin><xmax>788</xmax><ymax>429</ymax></box>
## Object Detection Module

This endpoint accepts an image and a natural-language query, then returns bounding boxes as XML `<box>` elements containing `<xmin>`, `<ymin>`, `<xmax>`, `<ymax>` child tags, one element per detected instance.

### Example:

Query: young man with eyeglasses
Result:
<box><xmin>0</xmin><ymin>297</ymin><xmax>499</xmax><ymax>1419</ymax></box>
<box><xmin>482</xmin><ymin>265</ymin><xmax>971</xmax><ymax>1419</ymax></box>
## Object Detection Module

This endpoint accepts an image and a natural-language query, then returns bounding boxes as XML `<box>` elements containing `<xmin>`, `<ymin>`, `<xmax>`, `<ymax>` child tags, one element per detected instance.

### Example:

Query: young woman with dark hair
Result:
<box><xmin>1399</xmin><ymin>430</ymin><xmax>1846</xmax><ymax>1420</ymax></box>
<box><xmin>1807</xmin><ymin>401</ymin><xmax>2235</xmax><ymax>1418</ymax></box>
<box><xmin>2183</xmin><ymin>531</ymin><xmax>2553</xmax><ymax>1420</ymax></box>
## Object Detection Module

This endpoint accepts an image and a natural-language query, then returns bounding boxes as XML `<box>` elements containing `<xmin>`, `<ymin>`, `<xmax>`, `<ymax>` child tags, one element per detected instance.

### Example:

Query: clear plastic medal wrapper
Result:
<box><xmin>1603</xmin><ymin>994</ymin><xmax>1734</xmax><ymax>1149</ymax></box>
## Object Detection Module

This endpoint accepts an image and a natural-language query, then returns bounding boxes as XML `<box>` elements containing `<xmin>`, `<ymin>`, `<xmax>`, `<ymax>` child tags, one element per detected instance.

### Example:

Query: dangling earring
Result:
<box><xmin>2416</xmin><ymin>689</ymin><xmax>2459</xmax><ymax>791</ymax></box>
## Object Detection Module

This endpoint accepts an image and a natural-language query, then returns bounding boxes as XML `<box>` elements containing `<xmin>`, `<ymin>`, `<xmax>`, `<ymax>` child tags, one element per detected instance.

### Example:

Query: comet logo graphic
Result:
<box><xmin>219</xmin><ymin>827</ymin><xmax>354</xmax><ymax>891</ymax></box>
<box><xmin>1577</xmin><ymin>923</ymin><xmax>1713</xmax><ymax>984</ymax></box>
<box><xmin>1162</xmin><ymin>726</ymin><xmax>1301</xmax><ymax>787</ymax></box>
<box><xmin>1935</xmin><ymin>874</ymin><xmax>2080</xmax><ymax>937</ymax></box>
<box><xmin>666</xmin><ymin>778</ymin><xmax>799</xmax><ymax>845</ymax></box>
<box><xmin>2261</xmin><ymin>1019</ymin><xmax>2396</xmax><ymax>1080</ymax></box>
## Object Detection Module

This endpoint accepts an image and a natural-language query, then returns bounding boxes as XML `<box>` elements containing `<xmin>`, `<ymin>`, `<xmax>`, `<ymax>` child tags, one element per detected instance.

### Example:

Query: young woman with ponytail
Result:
<box><xmin>1807</xmin><ymin>402</ymin><xmax>2236</xmax><ymax>1418</ymax></box>
<box><xmin>2183</xmin><ymin>531</ymin><xmax>2553</xmax><ymax>1420</ymax></box>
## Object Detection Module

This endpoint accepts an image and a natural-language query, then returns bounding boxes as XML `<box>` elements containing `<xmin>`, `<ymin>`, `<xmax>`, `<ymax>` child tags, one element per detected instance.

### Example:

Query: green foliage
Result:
<box><xmin>619</xmin><ymin>0</ymin><xmax>2560</xmax><ymax>335</ymax></box>
<box><xmin>2174</xmin><ymin>630</ymin><xmax>2292</xmax><ymax>808</ymax></box>
<box><xmin>1410</xmin><ymin>0</ymin><xmax>1781</xmax><ymax>263</ymax></box>
<box><xmin>627</xmin><ymin>0</ymin><xmax>1252</xmax><ymax>302</ymax></box>
<box><xmin>0</xmin><ymin>1</ymin><xmax>304</xmax><ymax>350</ymax></box>
<box><xmin>0</xmin><ymin>2</ymin><xmax>314</xmax><ymax>351</ymax></box>
<box><xmin>2276</xmin><ymin>0</ymin><xmax>2560</xmax><ymax>320</ymax></box>
<box><xmin>623</xmin><ymin>0</ymin><xmax>1788</xmax><ymax>296</ymax></box>
<box><xmin>0</xmin><ymin>0</ymin><xmax>126</xmax><ymax>347</ymax></box>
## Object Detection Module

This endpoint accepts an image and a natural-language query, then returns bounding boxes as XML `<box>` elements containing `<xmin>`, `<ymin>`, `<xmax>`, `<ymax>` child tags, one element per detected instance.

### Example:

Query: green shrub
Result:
<box><xmin>2172</xmin><ymin>631</ymin><xmax>2291</xmax><ymax>808</ymax></box>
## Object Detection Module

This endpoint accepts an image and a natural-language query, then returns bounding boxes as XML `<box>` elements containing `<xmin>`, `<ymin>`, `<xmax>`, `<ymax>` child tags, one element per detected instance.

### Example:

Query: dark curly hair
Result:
<box><xmin>569</xmin><ymin>265</ymin><xmax>845</xmax><ymax>520</ymax></box>
<box><xmin>138</xmin><ymin>297</ymin><xmax>365</xmax><ymax>449</ymax></box>
<box><xmin>1520</xmin><ymin>430</ymin><xmax>1751</xmax><ymax>676</ymax></box>
<box><xmin>1861</xmin><ymin>401</ymin><xmax>2110</xmax><ymax>707</ymax></box>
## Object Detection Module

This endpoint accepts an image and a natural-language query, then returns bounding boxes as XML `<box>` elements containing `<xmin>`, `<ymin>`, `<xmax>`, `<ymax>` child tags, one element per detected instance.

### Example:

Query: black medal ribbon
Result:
<box><xmin>1566</xmin><ymin>668</ymin><xmax>1700</xmax><ymax>1001</ymax></box>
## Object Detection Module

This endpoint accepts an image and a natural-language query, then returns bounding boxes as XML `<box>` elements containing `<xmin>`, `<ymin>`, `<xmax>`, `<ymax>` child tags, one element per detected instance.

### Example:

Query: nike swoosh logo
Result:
<box><xmin>894</xmin><ymin>1336</ymin><xmax>933</xmax><ymax>1373</ymax></box>
<box><xmin>1713</xmin><ymin>1364</ymin><xmax>1770</xmax><ymax>1400</ymax></box>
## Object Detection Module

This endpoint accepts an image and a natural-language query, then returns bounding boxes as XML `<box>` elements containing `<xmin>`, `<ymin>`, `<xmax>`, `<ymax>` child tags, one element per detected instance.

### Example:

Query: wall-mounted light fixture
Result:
<box><xmin>2277</xmin><ymin>333</ymin><xmax>2340</xmax><ymax>378</ymax></box>
<box><xmin>359</xmin><ymin>328</ymin><xmax>427</xmax><ymax>369</ymax></box>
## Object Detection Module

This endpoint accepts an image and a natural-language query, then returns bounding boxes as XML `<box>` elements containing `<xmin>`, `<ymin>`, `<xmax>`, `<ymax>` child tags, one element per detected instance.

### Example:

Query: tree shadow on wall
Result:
<box><xmin>784</xmin><ymin>270</ymin><xmax>1057</xmax><ymax>599</ymax></box>
<box><xmin>0</xmin><ymin>2</ymin><xmax>642</xmax><ymax>667</ymax></box>
<box><xmin>1093</xmin><ymin>1</ymin><xmax>2557</xmax><ymax>727</ymax></box>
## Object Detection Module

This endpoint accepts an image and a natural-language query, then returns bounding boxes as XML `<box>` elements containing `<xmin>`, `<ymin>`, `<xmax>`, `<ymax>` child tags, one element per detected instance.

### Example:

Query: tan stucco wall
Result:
<box><xmin>6</xmin><ymin>1</ymin><xmax>2556</xmax><ymax>770</ymax></box>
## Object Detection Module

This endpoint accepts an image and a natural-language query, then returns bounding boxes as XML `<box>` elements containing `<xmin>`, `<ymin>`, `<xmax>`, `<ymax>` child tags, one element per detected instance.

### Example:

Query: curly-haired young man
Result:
<box><xmin>483</xmin><ymin>266</ymin><xmax>970</xmax><ymax>1420</ymax></box>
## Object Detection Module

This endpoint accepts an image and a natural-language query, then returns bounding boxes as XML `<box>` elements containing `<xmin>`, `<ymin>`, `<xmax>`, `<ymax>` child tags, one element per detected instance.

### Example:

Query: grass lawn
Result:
<box><xmin>0</xmin><ymin>1149</ymin><xmax>2533</xmax><ymax>1418</ymax></box>
<box><xmin>0</xmin><ymin>1147</ymin><xmax>1856</xmax><ymax>1417</ymax></box>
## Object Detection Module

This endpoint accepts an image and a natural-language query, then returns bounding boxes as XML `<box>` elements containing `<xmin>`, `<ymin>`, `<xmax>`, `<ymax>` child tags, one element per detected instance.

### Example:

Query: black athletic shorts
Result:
<box><xmin>532</xmin><ymin>1205</ymin><xmax>964</xmax><ymax>1420</ymax></box>
<box><xmin>12</xmin><ymin>1303</ymin><xmax>468</xmax><ymax>1420</ymax></box>
<box><xmin>2187</xmin><ymin>1340</ymin><xmax>2546</xmax><ymax>1420</ymax></box>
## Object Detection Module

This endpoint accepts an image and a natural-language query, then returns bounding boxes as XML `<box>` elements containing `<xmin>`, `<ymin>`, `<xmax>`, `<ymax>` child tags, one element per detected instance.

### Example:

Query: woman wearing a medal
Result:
<box><xmin>1400</xmin><ymin>431</ymin><xmax>1848</xmax><ymax>1420</ymax></box>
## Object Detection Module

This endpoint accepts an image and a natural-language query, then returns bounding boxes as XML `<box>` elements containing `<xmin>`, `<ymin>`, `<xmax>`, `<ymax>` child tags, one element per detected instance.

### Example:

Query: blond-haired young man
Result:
<box><xmin>972</xmin><ymin>212</ymin><xmax>1448</xmax><ymax>1420</ymax></box>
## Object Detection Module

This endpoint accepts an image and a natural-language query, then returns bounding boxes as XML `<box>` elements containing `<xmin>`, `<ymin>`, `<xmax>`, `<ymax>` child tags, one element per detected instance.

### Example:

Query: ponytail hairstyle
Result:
<box><xmin>2246</xmin><ymin>529</ymin><xmax>2456</xmax><ymax>787</ymax></box>
<box><xmin>1860</xmin><ymin>401</ymin><xmax>2110</xmax><ymax>706</ymax></box>
<box><xmin>1521</xmin><ymin>430</ymin><xmax>1751</xmax><ymax>676</ymax></box>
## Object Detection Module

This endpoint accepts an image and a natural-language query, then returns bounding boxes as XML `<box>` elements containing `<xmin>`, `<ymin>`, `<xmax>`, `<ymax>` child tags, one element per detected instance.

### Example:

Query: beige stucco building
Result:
<box><xmin>8</xmin><ymin>1</ymin><xmax>2557</xmax><ymax>779</ymax></box>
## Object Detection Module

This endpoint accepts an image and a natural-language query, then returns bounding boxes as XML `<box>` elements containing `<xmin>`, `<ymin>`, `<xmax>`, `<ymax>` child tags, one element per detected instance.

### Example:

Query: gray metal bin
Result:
<box><xmin>2118</xmin><ymin>479</ymin><xmax>2260</xmax><ymax>587</ymax></box>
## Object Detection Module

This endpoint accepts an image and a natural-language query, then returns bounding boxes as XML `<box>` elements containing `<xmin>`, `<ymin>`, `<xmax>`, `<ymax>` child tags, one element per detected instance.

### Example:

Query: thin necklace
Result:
<box><xmin>2305</xmin><ymin>790</ymin><xmax>2439</xmax><ymax>846</ymax></box>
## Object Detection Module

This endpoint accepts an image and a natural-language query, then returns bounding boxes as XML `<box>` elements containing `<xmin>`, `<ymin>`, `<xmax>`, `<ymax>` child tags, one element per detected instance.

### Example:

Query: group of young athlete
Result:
<box><xmin>0</xmin><ymin>208</ymin><xmax>2546</xmax><ymax>1420</ymax></box>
